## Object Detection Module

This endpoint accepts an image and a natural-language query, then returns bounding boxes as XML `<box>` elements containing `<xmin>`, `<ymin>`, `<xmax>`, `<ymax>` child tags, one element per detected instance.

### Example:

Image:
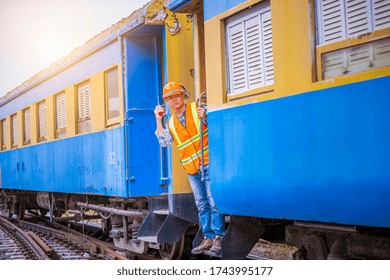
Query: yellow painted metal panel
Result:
<box><xmin>5</xmin><ymin>116</ymin><xmax>11</xmax><ymax>150</ymax></box>
<box><xmin>204</xmin><ymin>16</ymin><xmax>226</xmax><ymax>109</ymax></box>
<box><xmin>118</xmin><ymin>66</ymin><xmax>124</xmax><ymax>126</ymax></box>
<box><xmin>16</xmin><ymin>110</ymin><xmax>23</xmax><ymax>148</ymax></box>
<box><xmin>271</xmin><ymin>0</ymin><xmax>314</xmax><ymax>98</ymax></box>
<box><xmin>46</xmin><ymin>95</ymin><xmax>55</xmax><ymax>141</ymax></box>
<box><xmin>105</xmin><ymin>65</ymin><xmax>122</xmax><ymax>128</ymax></box>
<box><xmin>30</xmin><ymin>104</ymin><xmax>38</xmax><ymax>145</ymax></box>
<box><xmin>193</xmin><ymin>13</ymin><xmax>207</xmax><ymax>98</ymax></box>
<box><xmin>65</xmin><ymin>86</ymin><xmax>76</xmax><ymax>137</ymax></box>
<box><xmin>90</xmin><ymin>72</ymin><xmax>105</xmax><ymax>132</ymax></box>
<box><xmin>165</xmin><ymin>14</ymin><xmax>195</xmax><ymax>88</ymax></box>
<box><xmin>0</xmin><ymin>120</ymin><xmax>3</xmax><ymax>150</ymax></box>
<box><xmin>165</xmin><ymin>13</ymin><xmax>195</xmax><ymax>194</ymax></box>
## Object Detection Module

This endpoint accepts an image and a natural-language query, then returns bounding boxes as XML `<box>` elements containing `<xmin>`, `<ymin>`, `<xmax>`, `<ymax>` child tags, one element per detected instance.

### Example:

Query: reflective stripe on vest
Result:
<box><xmin>168</xmin><ymin>102</ymin><xmax>209</xmax><ymax>174</ymax></box>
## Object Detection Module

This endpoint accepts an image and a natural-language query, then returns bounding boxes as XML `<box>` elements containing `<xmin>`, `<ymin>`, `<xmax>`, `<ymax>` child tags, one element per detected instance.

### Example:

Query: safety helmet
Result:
<box><xmin>163</xmin><ymin>81</ymin><xmax>190</xmax><ymax>99</ymax></box>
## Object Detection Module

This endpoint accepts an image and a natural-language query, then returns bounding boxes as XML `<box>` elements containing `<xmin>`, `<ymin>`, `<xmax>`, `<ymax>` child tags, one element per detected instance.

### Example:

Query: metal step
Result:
<box><xmin>153</xmin><ymin>209</ymin><xmax>169</xmax><ymax>216</ymax></box>
<box><xmin>137</xmin><ymin>236</ymin><xmax>158</xmax><ymax>243</ymax></box>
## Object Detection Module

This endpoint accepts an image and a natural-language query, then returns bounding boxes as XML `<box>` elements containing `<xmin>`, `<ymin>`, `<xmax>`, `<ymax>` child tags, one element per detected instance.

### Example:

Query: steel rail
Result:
<box><xmin>0</xmin><ymin>216</ymin><xmax>50</xmax><ymax>260</ymax></box>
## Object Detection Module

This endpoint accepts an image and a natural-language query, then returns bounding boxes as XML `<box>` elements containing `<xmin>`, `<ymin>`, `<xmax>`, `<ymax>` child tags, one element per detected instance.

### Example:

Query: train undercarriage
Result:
<box><xmin>0</xmin><ymin>190</ymin><xmax>198</xmax><ymax>259</ymax></box>
<box><xmin>1</xmin><ymin>189</ymin><xmax>390</xmax><ymax>260</ymax></box>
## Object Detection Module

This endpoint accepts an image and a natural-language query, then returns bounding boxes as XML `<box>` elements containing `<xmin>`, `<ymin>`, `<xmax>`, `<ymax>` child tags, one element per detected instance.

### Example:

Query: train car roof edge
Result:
<box><xmin>0</xmin><ymin>1</ymin><xmax>160</xmax><ymax>107</ymax></box>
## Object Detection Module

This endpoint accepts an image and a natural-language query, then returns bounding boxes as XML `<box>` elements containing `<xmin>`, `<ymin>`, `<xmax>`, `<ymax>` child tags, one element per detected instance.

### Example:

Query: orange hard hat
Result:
<box><xmin>163</xmin><ymin>81</ymin><xmax>190</xmax><ymax>99</ymax></box>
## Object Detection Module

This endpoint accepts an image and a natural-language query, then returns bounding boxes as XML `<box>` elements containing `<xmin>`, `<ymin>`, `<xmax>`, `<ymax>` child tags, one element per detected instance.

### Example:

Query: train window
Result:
<box><xmin>56</xmin><ymin>93</ymin><xmax>67</xmax><ymax>138</ymax></box>
<box><xmin>38</xmin><ymin>101</ymin><xmax>47</xmax><ymax>142</ymax></box>
<box><xmin>322</xmin><ymin>37</ymin><xmax>390</xmax><ymax>78</ymax></box>
<box><xmin>105</xmin><ymin>67</ymin><xmax>120</xmax><ymax>125</ymax></box>
<box><xmin>11</xmin><ymin>114</ymin><xmax>17</xmax><ymax>148</ymax></box>
<box><xmin>225</xmin><ymin>2</ymin><xmax>274</xmax><ymax>96</ymax></box>
<box><xmin>1</xmin><ymin>119</ymin><xmax>6</xmax><ymax>150</ymax></box>
<box><xmin>77</xmin><ymin>81</ymin><xmax>91</xmax><ymax>134</ymax></box>
<box><xmin>23</xmin><ymin>108</ymin><xmax>31</xmax><ymax>145</ymax></box>
<box><xmin>316</xmin><ymin>0</ymin><xmax>390</xmax><ymax>79</ymax></box>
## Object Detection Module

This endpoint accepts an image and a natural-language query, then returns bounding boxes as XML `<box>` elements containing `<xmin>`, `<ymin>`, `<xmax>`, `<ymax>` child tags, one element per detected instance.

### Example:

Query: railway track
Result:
<box><xmin>0</xmin><ymin>215</ymin><xmax>137</xmax><ymax>260</ymax></box>
<box><xmin>1</xmin><ymin>214</ymin><xmax>282</xmax><ymax>260</ymax></box>
<box><xmin>0</xmin><ymin>216</ymin><xmax>49</xmax><ymax>260</ymax></box>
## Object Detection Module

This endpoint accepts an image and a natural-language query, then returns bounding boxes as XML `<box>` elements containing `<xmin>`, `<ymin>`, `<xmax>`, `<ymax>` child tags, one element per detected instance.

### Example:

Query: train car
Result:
<box><xmin>1</xmin><ymin>0</ymin><xmax>390</xmax><ymax>261</ymax></box>
<box><xmin>181</xmin><ymin>0</ymin><xmax>389</xmax><ymax>259</ymax></box>
<box><xmin>0</xmin><ymin>0</ymin><xmax>201</xmax><ymax>259</ymax></box>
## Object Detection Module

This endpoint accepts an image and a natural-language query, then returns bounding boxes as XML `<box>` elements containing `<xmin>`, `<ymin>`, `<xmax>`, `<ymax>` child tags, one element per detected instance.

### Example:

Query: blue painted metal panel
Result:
<box><xmin>125</xmin><ymin>30</ymin><xmax>168</xmax><ymax>197</ymax></box>
<box><xmin>204</xmin><ymin>0</ymin><xmax>246</xmax><ymax>21</ymax></box>
<box><xmin>0</xmin><ymin>149</ymin><xmax>19</xmax><ymax>189</ymax></box>
<box><xmin>0</xmin><ymin>128</ymin><xmax>127</xmax><ymax>197</ymax></box>
<box><xmin>168</xmin><ymin>0</ymin><xmax>192</xmax><ymax>11</ymax></box>
<box><xmin>208</xmin><ymin>76</ymin><xmax>390</xmax><ymax>228</ymax></box>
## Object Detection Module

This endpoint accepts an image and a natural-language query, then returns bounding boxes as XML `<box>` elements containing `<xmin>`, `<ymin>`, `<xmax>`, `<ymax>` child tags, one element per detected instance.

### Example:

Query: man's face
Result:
<box><xmin>165</xmin><ymin>93</ymin><xmax>185</xmax><ymax>110</ymax></box>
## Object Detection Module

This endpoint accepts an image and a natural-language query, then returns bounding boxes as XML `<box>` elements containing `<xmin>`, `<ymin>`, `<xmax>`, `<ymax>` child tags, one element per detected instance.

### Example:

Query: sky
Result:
<box><xmin>0</xmin><ymin>0</ymin><xmax>151</xmax><ymax>98</ymax></box>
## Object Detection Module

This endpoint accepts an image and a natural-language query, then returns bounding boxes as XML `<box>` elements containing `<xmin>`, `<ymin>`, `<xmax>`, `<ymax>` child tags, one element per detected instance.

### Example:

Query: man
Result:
<box><xmin>154</xmin><ymin>81</ymin><xmax>224</xmax><ymax>254</ymax></box>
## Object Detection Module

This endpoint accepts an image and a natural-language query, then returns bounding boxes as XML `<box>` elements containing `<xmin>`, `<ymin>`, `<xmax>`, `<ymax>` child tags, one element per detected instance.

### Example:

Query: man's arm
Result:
<box><xmin>154</xmin><ymin>105</ymin><xmax>165</xmax><ymax>134</ymax></box>
<box><xmin>197</xmin><ymin>106</ymin><xmax>208</xmax><ymax>125</ymax></box>
<box><xmin>154</xmin><ymin>105</ymin><xmax>173</xmax><ymax>147</ymax></box>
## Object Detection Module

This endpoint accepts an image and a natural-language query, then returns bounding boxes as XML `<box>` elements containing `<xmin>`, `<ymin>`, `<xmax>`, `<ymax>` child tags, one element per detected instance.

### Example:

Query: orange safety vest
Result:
<box><xmin>168</xmin><ymin>102</ymin><xmax>209</xmax><ymax>175</ymax></box>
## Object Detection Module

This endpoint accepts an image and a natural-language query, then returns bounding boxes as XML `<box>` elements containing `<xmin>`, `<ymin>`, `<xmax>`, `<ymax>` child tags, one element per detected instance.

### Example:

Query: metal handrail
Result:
<box><xmin>197</xmin><ymin>92</ymin><xmax>207</xmax><ymax>181</ymax></box>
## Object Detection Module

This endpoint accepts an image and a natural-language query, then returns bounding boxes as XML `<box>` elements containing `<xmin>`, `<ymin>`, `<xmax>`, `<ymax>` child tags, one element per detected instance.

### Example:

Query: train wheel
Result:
<box><xmin>15</xmin><ymin>202</ymin><xmax>26</xmax><ymax>220</ymax></box>
<box><xmin>38</xmin><ymin>209</ymin><xmax>48</xmax><ymax>217</ymax></box>
<box><xmin>158</xmin><ymin>235</ymin><xmax>185</xmax><ymax>260</ymax></box>
<box><xmin>294</xmin><ymin>235</ymin><xmax>328</xmax><ymax>260</ymax></box>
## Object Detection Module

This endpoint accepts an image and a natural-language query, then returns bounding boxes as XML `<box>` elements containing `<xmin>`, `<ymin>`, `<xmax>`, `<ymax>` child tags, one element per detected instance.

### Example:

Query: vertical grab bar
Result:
<box><xmin>159</xmin><ymin>111</ymin><xmax>170</xmax><ymax>185</ymax></box>
<box><xmin>197</xmin><ymin>92</ymin><xmax>207</xmax><ymax>182</ymax></box>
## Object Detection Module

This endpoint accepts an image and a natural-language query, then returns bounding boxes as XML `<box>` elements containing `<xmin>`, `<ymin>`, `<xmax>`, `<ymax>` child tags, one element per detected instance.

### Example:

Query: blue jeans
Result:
<box><xmin>187</xmin><ymin>165</ymin><xmax>225</xmax><ymax>239</ymax></box>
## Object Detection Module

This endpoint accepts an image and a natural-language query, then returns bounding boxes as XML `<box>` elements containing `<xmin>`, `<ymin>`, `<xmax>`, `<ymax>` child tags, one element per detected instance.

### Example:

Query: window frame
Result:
<box><xmin>105</xmin><ymin>67</ymin><xmax>121</xmax><ymax>127</ymax></box>
<box><xmin>38</xmin><ymin>100</ymin><xmax>47</xmax><ymax>142</ymax></box>
<box><xmin>55</xmin><ymin>92</ymin><xmax>67</xmax><ymax>139</ymax></box>
<box><xmin>11</xmin><ymin>113</ymin><xmax>18</xmax><ymax>148</ymax></box>
<box><xmin>77</xmin><ymin>80</ymin><xmax>92</xmax><ymax>134</ymax></box>
<box><xmin>1</xmin><ymin>118</ymin><xmax>6</xmax><ymax>150</ymax></box>
<box><xmin>225</xmin><ymin>1</ymin><xmax>274</xmax><ymax>99</ymax></box>
<box><xmin>315</xmin><ymin>0</ymin><xmax>390</xmax><ymax>80</ymax></box>
<box><xmin>23</xmin><ymin>107</ymin><xmax>31</xmax><ymax>145</ymax></box>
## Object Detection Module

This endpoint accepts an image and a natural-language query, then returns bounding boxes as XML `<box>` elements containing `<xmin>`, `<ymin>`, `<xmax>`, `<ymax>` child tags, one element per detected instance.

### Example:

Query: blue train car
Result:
<box><xmin>0</xmin><ymin>1</ymin><xmax>198</xmax><ymax>259</ymax></box>
<box><xmin>195</xmin><ymin>0</ymin><xmax>390</xmax><ymax>259</ymax></box>
<box><xmin>0</xmin><ymin>8</ymin><xmax>165</xmax><ymax>199</ymax></box>
<box><xmin>1</xmin><ymin>0</ymin><xmax>390</xmax><ymax>260</ymax></box>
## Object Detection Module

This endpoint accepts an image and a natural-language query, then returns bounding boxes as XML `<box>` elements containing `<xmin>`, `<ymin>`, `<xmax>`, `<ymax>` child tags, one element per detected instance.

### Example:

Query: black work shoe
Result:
<box><xmin>209</xmin><ymin>235</ymin><xmax>222</xmax><ymax>254</ymax></box>
<box><xmin>191</xmin><ymin>237</ymin><xmax>213</xmax><ymax>254</ymax></box>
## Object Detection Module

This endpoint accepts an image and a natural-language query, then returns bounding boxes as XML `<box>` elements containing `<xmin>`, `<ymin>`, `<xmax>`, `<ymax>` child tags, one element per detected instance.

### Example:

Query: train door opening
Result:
<box><xmin>123</xmin><ymin>26</ymin><xmax>168</xmax><ymax>197</ymax></box>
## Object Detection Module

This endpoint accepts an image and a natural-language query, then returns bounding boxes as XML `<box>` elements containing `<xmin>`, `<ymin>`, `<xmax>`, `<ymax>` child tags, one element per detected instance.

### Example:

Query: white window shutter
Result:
<box><xmin>39</xmin><ymin>102</ymin><xmax>47</xmax><ymax>139</ymax></box>
<box><xmin>322</xmin><ymin>38</ymin><xmax>390</xmax><ymax>78</ymax></box>
<box><xmin>78</xmin><ymin>87</ymin><xmax>85</xmax><ymax>119</ymax></box>
<box><xmin>348</xmin><ymin>43</ymin><xmax>373</xmax><ymax>72</ymax></box>
<box><xmin>373</xmin><ymin>38</ymin><xmax>390</xmax><ymax>67</ymax></box>
<box><xmin>317</xmin><ymin>0</ymin><xmax>390</xmax><ymax>77</ymax></box>
<box><xmin>2</xmin><ymin>120</ymin><xmax>6</xmax><ymax>146</ymax></box>
<box><xmin>345</xmin><ymin>0</ymin><xmax>372</xmax><ymax>37</ymax></box>
<box><xmin>226</xmin><ymin>2</ymin><xmax>273</xmax><ymax>95</ymax></box>
<box><xmin>317</xmin><ymin>0</ymin><xmax>346</xmax><ymax>44</ymax></box>
<box><xmin>84</xmin><ymin>85</ymin><xmax>91</xmax><ymax>117</ymax></box>
<box><xmin>261</xmin><ymin>9</ymin><xmax>274</xmax><ymax>85</ymax></box>
<box><xmin>228</xmin><ymin>21</ymin><xmax>247</xmax><ymax>93</ymax></box>
<box><xmin>322</xmin><ymin>48</ymin><xmax>349</xmax><ymax>77</ymax></box>
<box><xmin>317</xmin><ymin>0</ymin><xmax>390</xmax><ymax>45</ymax></box>
<box><xmin>12</xmin><ymin>115</ymin><xmax>17</xmax><ymax>145</ymax></box>
<box><xmin>56</xmin><ymin>94</ymin><xmax>66</xmax><ymax>130</ymax></box>
<box><xmin>24</xmin><ymin>108</ymin><xmax>31</xmax><ymax>143</ymax></box>
<box><xmin>78</xmin><ymin>83</ymin><xmax>91</xmax><ymax>120</ymax></box>
<box><xmin>245</xmin><ymin>15</ymin><xmax>263</xmax><ymax>87</ymax></box>
<box><xmin>373</xmin><ymin>0</ymin><xmax>390</xmax><ymax>29</ymax></box>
